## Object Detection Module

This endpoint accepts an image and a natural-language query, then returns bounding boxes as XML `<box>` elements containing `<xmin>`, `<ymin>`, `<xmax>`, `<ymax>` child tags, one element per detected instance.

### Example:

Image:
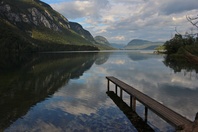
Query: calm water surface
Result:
<box><xmin>0</xmin><ymin>51</ymin><xmax>198</xmax><ymax>132</ymax></box>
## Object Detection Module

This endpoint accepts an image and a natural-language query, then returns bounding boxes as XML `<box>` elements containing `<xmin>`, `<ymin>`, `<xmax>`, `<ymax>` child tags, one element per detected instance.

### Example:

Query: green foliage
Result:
<box><xmin>32</xmin><ymin>28</ymin><xmax>95</xmax><ymax>46</ymax></box>
<box><xmin>0</xmin><ymin>20</ymin><xmax>99</xmax><ymax>53</ymax></box>
<box><xmin>164</xmin><ymin>34</ymin><xmax>183</xmax><ymax>54</ymax></box>
<box><xmin>164</xmin><ymin>34</ymin><xmax>198</xmax><ymax>54</ymax></box>
<box><xmin>155</xmin><ymin>45</ymin><xmax>165</xmax><ymax>50</ymax></box>
<box><xmin>94</xmin><ymin>44</ymin><xmax>115</xmax><ymax>50</ymax></box>
<box><xmin>0</xmin><ymin>21</ymin><xmax>35</xmax><ymax>53</ymax></box>
<box><xmin>163</xmin><ymin>54</ymin><xmax>198</xmax><ymax>73</ymax></box>
<box><xmin>183</xmin><ymin>44</ymin><xmax>198</xmax><ymax>55</ymax></box>
<box><xmin>0</xmin><ymin>0</ymin><xmax>102</xmax><ymax>52</ymax></box>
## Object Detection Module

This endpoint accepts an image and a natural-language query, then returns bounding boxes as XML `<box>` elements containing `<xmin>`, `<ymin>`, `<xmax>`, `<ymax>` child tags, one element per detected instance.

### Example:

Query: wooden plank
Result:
<box><xmin>106</xmin><ymin>76</ymin><xmax>193</xmax><ymax>128</ymax></box>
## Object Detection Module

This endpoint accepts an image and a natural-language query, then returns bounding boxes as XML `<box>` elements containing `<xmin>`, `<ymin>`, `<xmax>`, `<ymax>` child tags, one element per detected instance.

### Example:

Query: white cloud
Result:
<box><xmin>111</xmin><ymin>36</ymin><xmax>126</xmax><ymax>41</ymax></box>
<box><xmin>45</xmin><ymin>0</ymin><xmax>198</xmax><ymax>44</ymax></box>
<box><xmin>158</xmin><ymin>0</ymin><xmax>198</xmax><ymax>15</ymax></box>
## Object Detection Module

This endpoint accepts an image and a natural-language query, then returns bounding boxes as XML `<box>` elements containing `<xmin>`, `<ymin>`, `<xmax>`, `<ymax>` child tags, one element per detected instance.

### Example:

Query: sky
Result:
<box><xmin>41</xmin><ymin>0</ymin><xmax>198</xmax><ymax>44</ymax></box>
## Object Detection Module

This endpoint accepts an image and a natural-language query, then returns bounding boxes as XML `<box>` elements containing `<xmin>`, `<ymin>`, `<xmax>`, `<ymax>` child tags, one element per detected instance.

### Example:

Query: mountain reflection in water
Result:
<box><xmin>0</xmin><ymin>52</ymin><xmax>98</xmax><ymax>130</ymax></box>
<box><xmin>0</xmin><ymin>51</ymin><xmax>197</xmax><ymax>132</ymax></box>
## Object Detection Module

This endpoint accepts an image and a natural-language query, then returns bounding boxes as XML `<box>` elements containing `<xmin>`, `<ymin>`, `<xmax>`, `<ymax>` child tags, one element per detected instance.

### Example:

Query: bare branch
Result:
<box><xmin>186</xmin><ymin>15</ymin><xmax>198</xmax><ymax>28</ymax></box>
<box><xmin>188</xmin><ymin>16</ymin><xmax>198</xmax><ymax>20</ymax></box>
<box><xmin>175</xmin><ymin>27</ymin><xmax>181</xmax><ymax>35</ymax></box>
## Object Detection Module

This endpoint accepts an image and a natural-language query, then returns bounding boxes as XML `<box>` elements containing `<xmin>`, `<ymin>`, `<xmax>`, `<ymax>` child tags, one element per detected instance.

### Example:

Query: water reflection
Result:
<box><xmin>0</xmin><ymin>52</ymin><xmax>98</xmax><ymax>130</ymax></box>
<box><xmin>163</xmin><ymin>55</ymin><xmax>198</xmax><ymax>74</ymax></box>
<box><xmin>106</xmin><ymin>91</ymin><xmax>154</xmax><ymax>132</ymax></box>
<box><xmin>1</xmin><ymin>51</ymin><xmax>198</xmax><ymax>131</ymax></box>
<box><xmin>95</xmin><ymin>52</ymin><xmax>110</xmax><ymax>65</ymax></box>
<box><xmin>128</xmin><ymin>51</ymin><xmax>151</xmax><ymax>61</ymax></box>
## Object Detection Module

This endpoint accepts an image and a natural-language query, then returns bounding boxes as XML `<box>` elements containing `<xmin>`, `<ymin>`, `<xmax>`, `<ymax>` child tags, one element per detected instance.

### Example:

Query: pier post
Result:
<box><xmin>120</xmin><ymin>89</ymin><xmax>123</xmax><ymax>99</ymax></box>
<box><xmin>195</xmin><ymin>112</ymin><xmax>198</xmax><ymax>121</ymax></box>
<box><xmin>130</xmin><ymin>95</ymin><xmax>133</xmax><ymax>108</ymax></box>
<box><xmin>115</xmin><ymin>85</ymin><xmax>118</xmax><ymax>94</ymax></box>
<box><xmin>145</xmin><ymin>107</ymin><xmax>148</xmax><ymax>122</ymax></box>
<box><xmin>107</xmin><ymin>79</ymin><xmax>110</xmax><ymax>91</ymax></box>
<box><xmin>132</xmin><ymin>97</ymin><xmax>136</xmax><ymax>111</ymax></box>
<box><xmin>106</xmin><ymin>76</ymin><xmax>194</xmax><ymax>131</ymax></box>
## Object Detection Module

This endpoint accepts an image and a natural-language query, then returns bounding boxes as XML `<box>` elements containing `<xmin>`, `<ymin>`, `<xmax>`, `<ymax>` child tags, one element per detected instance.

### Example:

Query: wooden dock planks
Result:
<box><xmin>106</xmin><ymin>76</ymin><xmax>193</xmax><ymax>130</ymax></box>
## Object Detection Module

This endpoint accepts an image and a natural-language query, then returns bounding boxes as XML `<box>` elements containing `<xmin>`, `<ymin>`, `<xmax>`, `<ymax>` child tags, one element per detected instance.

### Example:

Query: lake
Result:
<box><xmin>0</xmin><ymin>50</ymin><xmax>198</xmax><ymax>132</ymax></box>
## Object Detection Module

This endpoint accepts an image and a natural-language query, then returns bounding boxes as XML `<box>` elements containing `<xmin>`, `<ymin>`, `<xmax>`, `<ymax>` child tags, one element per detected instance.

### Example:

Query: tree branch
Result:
<box><xmin>186</xmin><ymin>15</ymin><xmax>198</xmax><ymax>28</ymax></box>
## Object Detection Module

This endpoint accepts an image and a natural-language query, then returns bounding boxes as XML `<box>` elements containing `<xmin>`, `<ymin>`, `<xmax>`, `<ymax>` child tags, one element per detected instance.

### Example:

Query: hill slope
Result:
<box><xmin>94</xmin><ymin>36</ymin><xmax>114</xmax><ymax>50</ymax></box>
<box><xmin>0</xmin><ymin>0</ymin><xmax>99</xmax><ymax>52</ymax></box>
<box><xmin>125</xmin><ymin>39</ymin><xmax>163</xmax><ymax>50</ymax></box>
<box><xmin>94</xmin><ymin>36</ymin><xmax>110</xmax><ymax>45</ymax></box>
<box><xmin>110</xmin><ymin>43</ymin><xmax>125</xmax><ymax>49</ymax></box>
<box><xmin>69</xmin><ymin>22</ymin><xmax>95</xmax><ymax>43</ymax></box>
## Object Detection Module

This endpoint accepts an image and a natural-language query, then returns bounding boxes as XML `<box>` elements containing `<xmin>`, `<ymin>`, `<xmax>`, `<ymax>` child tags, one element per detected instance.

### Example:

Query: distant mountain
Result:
<box><xmin>0</xmin><ymin>0</ymin><xmax>99</xmax><ymax>52</ymax></box>
<box><xmin>94</xmin><ymin>36</ymin><xmax>110</xmax><ymax>45</ymax></box>
<box><xmin>125</xmin><ymin>39</ymin><xmax>164</xmax><ymax>50</ymax></box>
<box><xmin>110</xmin><ymin>43</ymin><xmax>125</xmax><ymax>49</ymax></box>
<box><xmin>127</xmin><ymin>39</ymin><xmax>152</xmax><ymax>46</ymax></box>
<box><xmin>94</xmin><ymin>36</ymin><xmax>115</xmax><ymax>50</ymax></box>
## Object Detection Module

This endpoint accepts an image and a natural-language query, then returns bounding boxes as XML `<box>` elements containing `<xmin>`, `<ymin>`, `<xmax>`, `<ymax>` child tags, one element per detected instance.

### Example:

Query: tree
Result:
<box><xmin>164</xmin><ymin>34</ymin><xmax>184</xmax><ymax>54</ymax></box>
<box><xmin>186</xmin><ymin>15</ymin><xmax>198</xmax><ymax>29</ymax></box>
<box><xmin>164</xmin><ymin>14</ymin><xmax>198</xmax><ymax>54</ymax></box>
<box><xmin>186</xmin><ymin>14</ymin><xmax>198</xmax><ymax>41</ymax></box>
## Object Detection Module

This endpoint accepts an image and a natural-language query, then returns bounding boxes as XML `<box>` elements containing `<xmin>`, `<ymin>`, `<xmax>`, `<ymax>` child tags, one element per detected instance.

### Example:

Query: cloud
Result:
<box><xmin>110</xmin><ymin>36</ymin><xmax>126</xmax><ymax>41</ymax></box>
<box><xmin>47</xmin><ymin>0</ymin><xmax>198</xmax><ymax>44</ymax></box>
<box><xmin>51</xmin><ymin>0</ymin><xmax>109</xmax><ymax>19</ymax></box>
<box><xmin>159</xmin><ymin>0</ymin><xmax>198</xmax><ymax>15</ymax></box>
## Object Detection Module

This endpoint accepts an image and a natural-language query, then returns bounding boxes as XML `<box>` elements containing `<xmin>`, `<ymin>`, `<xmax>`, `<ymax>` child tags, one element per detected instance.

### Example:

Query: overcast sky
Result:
<box><xmin>41</xmin><ymin>0</ymin><xmax>198</xmax><ymax>44</ymax></box>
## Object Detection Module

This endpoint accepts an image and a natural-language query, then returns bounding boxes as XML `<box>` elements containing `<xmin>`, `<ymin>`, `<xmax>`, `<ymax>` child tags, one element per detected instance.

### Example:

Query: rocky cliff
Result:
<box><xmin>0</xmin><ymin>0</ymin><xmax>69</xmax><ymax>32</ymax></box>
<box><xmin>0</xmin><ymin>0</ymin><xmax>98</xmax><ymax>52</ymax></box>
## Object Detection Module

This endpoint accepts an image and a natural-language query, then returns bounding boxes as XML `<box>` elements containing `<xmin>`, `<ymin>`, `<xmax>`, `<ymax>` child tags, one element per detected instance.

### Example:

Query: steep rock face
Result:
<box><xmin>94</xmin><ymin>36</ymin><xmax>110</xmax><ymax>45</ymax></box>
<box><xmin>0</xmin><ymin>0</ymin><xmax>70</xmax><ymax>32</ymax></box>
<box><xmin>0</xmin><ymin>0</ymin><xmax>99</xmax><ymax>52</ymax></box>
<box><xmin>69</xmin><ymin>22</ymin><xmax>95</xmax><ymax>43</ymax></box>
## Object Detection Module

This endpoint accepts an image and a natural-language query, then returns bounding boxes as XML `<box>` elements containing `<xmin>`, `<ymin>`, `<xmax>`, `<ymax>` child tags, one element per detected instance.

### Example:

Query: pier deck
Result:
<box><xmin>106</xmin><ymin>76</ymin><xmax>196</xmax><ymax>131</ymax></box>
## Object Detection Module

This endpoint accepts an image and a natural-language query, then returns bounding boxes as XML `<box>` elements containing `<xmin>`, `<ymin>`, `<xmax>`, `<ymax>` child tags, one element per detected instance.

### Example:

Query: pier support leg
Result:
<box><xmin>130</xmin><ymin>95</ymin><xmax>133</xmax><ymax>108</ymax></box>
<box><xmin>132</xmin><ymin>97</ymin><xmax>136</xmax><ymax>111</ymax></box>
<box><xmin>145</xmin><ymin>107</ymin><xmax>148</xmax><ymax>122</ymax></box>
<box><xmin>115</xmin><ymin>85</ymin><xmax>118</xmax><ymax>95</ymax></box>
<box><xmin>120</xmin><ymin>89</ymin><xmax>123</xmax><ymax>99</ymax></box>
<box><xmin>107</xmin><ymin>80</ymin><xmax>110</xmax><ymax>91</ymax></box>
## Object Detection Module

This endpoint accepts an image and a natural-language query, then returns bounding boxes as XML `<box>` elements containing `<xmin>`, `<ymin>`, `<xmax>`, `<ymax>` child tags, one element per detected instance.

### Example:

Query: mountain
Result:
<box><xmin>69</xmin><ymin>22</ymin><xmax>95</xmax><ymax>43</ymax></box>
<box><xmin>94</xmin><ymin>36</ymin><xmax>115</xmax><ymax>50</ymax></box>
<box><xmin>94</xmin><ymin>36</ymin><xmax>110</xmax><ymax>45</ymax></box>
<box><xmin>127</xmin><ymin>39</ymin><xmax>152</xmax><ymax>46</ymax></box>
<box><xmin>110</xmin><ymin>43</ymin><xmax>125</xmax><ymax>49</ymax></box>
<box><xmin>0</xmin><ymin>0</ymin><xmax>99</xmax><ymax>52</ymax></box>
<box><xmin>125</xmin><ymin>39</ymin><xmax>164</xmax><ymax>50</ymax></box>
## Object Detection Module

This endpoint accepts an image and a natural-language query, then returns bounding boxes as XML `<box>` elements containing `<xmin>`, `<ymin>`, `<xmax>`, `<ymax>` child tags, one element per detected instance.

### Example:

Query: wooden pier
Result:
<box><xmin>106</xmin><ymin>76</ymin><xmax>198</xmax><ymax>131</ymax></box>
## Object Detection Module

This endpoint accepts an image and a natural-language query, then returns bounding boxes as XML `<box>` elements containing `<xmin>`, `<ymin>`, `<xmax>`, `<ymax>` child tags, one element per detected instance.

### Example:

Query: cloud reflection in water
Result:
<box><xmin>4</xmin><ymin>51</ymin><xmax>198</xmax><ymax>132</ymax></box>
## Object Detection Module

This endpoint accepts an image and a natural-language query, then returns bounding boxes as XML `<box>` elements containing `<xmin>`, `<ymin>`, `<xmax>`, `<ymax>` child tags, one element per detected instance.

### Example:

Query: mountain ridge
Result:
<box><xmin>94</xmin><ymin>36</ymin><xmax>110</xmax><ymax>45</ymax></box>
<box><xmin>125</xmin><ymin>39</ymin><xmax>164</xmax><ymax>50</ymax></box>
<box><xmin>69</xmin><ymin>22</ymin><xmax>95</xmax><ymax>43</ymax></box>
<box><xmin>0</xmin><ymin>0</ymin><xmax>99</xmax><ymax>52</ymax></box>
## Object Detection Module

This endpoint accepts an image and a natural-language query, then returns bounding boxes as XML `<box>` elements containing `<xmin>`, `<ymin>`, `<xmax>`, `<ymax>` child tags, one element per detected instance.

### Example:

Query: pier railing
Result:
<box><xmin>106</xmin><ymin>76</ymin><xmax>198</xmax><ymax>131</ymax></box>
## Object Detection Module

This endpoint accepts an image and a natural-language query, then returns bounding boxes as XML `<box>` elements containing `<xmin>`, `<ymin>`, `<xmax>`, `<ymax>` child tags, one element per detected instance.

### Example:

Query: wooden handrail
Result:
<box><xmin>106</xmin><ymin>76</ymin><xmax>197</xmax><ymax>131</ymax></box>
